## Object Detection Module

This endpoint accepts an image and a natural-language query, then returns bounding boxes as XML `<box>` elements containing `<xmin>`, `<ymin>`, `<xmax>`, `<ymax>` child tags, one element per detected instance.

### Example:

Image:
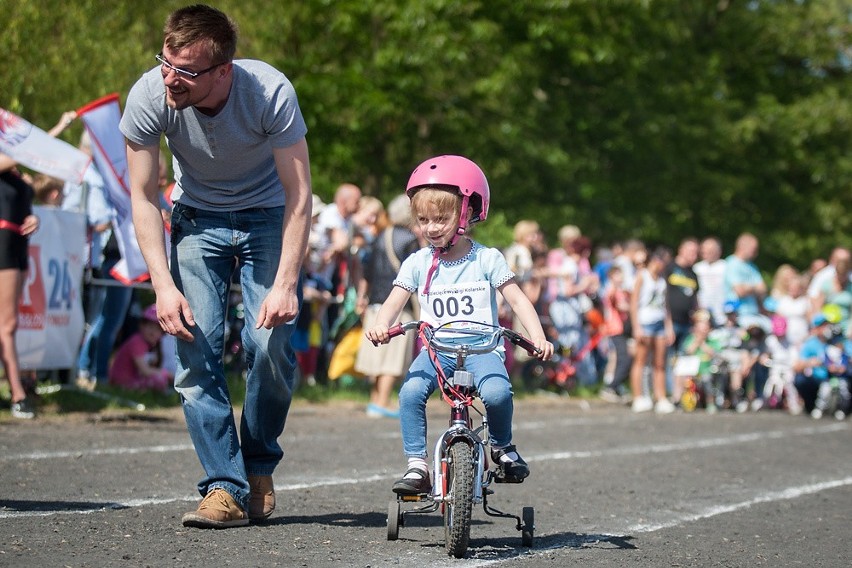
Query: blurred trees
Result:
<box><xmin>2</xmin><ymin>0</ymin><xmax>849</xmax><ymax>268</ymax></box>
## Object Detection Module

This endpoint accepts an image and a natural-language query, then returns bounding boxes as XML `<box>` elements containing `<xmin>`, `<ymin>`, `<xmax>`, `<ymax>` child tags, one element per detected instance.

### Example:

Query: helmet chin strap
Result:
<box><xmin>422</xmin><ymin>195</ymin><xmax>470</xmax><ymax>296</ymax></box>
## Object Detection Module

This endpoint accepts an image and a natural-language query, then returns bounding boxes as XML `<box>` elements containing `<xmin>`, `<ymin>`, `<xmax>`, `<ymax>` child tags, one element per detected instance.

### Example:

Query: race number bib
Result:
<box><xmin>421</xmin><ymin>281</ymin><xmax>493</xmax><ymax>327</ymax></box>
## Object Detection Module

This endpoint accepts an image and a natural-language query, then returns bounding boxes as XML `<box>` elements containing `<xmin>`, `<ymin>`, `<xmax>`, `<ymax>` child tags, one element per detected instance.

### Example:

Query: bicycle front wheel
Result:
<box><xmin>444</xmin><ymin>441</ymin><xmax>475</xmax><ymax>558</ymax></box>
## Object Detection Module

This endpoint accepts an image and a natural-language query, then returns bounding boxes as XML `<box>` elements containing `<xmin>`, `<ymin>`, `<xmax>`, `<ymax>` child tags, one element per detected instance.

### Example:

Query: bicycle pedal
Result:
<box><xmin>398</xmin><ymin>494</ymin><xmax>427</xmax><ymax>502</ymax></box>
<box><xmin>493</xmin><ymin>469</ymin><xmax>527</xmax><ymax>484</ymax></box>
<box><xmin>494</xmin><ymin>475</ymin><xmax>526</xmax><ymax>484</ymax></box>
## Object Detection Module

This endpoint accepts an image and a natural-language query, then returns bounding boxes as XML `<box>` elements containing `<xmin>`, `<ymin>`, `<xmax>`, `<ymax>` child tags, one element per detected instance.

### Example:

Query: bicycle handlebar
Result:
<box><xmin>374</xmin><ymin>320</ymin><xmax>542</xmax><ymax>357</ymax></box>
<box><xmin>503</xmin><ymin>328</ymin><xmax>543</xmax><ymax>357</ymax></box>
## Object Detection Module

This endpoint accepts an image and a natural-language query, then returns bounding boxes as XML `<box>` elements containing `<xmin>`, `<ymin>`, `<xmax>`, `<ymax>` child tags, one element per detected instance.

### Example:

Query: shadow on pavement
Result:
<box><xmin>257</xmin><ymin>511</ymin><xmax>389</xmax><ymax>528</ymax></box>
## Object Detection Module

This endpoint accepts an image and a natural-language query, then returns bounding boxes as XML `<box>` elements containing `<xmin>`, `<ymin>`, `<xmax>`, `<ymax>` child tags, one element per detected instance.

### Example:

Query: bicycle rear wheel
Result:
<box><xmin>444</xmin><ymin>442</ymin><xmax>475</xmax><ymax>558</ymax></box>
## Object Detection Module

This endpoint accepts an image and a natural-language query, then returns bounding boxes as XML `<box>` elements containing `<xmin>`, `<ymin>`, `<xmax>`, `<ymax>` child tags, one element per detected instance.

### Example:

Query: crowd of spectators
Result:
<box><xmin>4</xmin><ymin>133</ymin><xmax>851</xmax><ymax>423</ymax></box>
<box><xmin>287</xmin><ymin>194</ymin><xmax>852</xmax><ymax>422</ymax></box>
<box><xmin>502</xmin><ymin>223</ymin><xmax>852</xmax><ymax>420</ymax></box>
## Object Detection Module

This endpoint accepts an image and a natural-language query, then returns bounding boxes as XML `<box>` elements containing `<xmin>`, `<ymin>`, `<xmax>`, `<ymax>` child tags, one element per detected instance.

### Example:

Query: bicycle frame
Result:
<box><xmin>413</xmin><ymin>321</ymin><xmax>519</xmax><ymax>503</ymax></box>
<box><xmin>384</xmin><ymin>320</ymin><xmax>538</xmax><ymax>553</ymax></box>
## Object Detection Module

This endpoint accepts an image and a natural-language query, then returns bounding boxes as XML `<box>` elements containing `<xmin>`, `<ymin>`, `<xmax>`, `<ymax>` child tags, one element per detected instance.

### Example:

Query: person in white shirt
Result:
<box><xmin>314</xmin><ymin>183</ymin><xmax>361</xmax><ymax>273</ymax></box>
<box><xmin>694</xmin><ymin>236</ymin><xmax>727</xmax><ymax>326</ymax></box>
<box><xmin>807</xmin><ymin>246</ymin><xmax>850</xmax><ymax>307</ymax></box>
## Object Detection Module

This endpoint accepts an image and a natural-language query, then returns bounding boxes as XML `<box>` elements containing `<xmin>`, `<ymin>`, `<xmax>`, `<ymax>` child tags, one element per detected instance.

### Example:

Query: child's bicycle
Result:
<box><xmin>379</xmin><ymin>320</ymin><xmax>539</xmax><ymax>558</ymax></box>
<box><xmin>813</xmin><ymin>376</ymin><xmax>849</xmax><ymax>420</ymax></box>
<box><xmin>679</xmin><ymin>354</ymin><xmax>732</xmax><ymax>412</ymax></box>
<box><xmin>760</xmin><ymin>358</ymin><xmax>796</xmax><ymax>411</ymax></box>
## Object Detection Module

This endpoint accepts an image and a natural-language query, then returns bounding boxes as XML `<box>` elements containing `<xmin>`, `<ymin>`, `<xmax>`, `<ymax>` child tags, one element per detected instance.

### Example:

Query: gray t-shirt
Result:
<box><xmin>120</xmin><ymin>59</ymin><xmax>307</xmax><ymax>211</ymax></box>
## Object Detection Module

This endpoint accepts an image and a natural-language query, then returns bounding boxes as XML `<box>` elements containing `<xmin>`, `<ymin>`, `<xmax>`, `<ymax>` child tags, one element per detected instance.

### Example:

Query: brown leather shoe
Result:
<box><xmin>181</xmin><ymin>488</ymin><xmax>249</xmax><ymax>529</ymax></box>
<box><xmin>248</xmin><ymin>475</ymin><xmax>275</xmax><ymax>521</ymax></box>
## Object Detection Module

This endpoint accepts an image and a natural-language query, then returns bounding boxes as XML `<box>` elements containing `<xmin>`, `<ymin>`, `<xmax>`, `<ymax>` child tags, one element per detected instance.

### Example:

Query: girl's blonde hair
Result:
<box><xmin>410</xmin><ymin>187</ymin><xmax>463</xmax><ymax>220</ymax></box>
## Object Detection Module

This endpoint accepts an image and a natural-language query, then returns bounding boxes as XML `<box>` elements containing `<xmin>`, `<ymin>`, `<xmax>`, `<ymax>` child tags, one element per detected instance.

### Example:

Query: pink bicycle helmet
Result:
<box><xmin>405</xmin><ymin>155</ymin><xmax>490</xmax><ymax>228</ymax></box>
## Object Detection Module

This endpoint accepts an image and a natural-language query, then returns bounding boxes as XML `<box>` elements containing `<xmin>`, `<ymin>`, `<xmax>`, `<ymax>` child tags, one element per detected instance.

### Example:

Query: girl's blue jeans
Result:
<box><xmin>399</xmin><ymin>348</ymin><xmax>515</xmax><ymax>459</ymax></box>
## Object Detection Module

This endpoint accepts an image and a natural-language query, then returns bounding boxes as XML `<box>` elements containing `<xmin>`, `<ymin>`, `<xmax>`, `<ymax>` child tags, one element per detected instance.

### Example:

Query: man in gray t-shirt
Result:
<box><xmin>120</xmin><ymin>4</ymin><xmax>311</xmax><ymax>529</ymax></box>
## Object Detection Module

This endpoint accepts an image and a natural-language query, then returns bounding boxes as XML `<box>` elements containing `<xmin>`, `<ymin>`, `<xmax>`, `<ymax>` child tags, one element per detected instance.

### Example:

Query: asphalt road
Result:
<box><xmin>1</xmin><ymin>397</ymin><xmax>850</xmax><ymax>567</ymax></box>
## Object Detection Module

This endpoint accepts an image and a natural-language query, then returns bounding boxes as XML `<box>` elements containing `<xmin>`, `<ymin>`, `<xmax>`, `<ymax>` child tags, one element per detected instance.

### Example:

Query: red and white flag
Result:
<box><xmin>0</xmin><ymin>108</ymin><xmax>90</xmax><ymax>183</ymax></box>
<box><xmin>76</xmin><ymin>94</ymin><xmax>150</xmax><ymax>284</ymax></box>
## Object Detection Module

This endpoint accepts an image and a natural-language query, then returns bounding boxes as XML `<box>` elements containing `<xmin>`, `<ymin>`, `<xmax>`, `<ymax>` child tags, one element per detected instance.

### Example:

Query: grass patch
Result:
<box><xmin>1</xmin><ymin>371</ymin><xmax>377</xmax><ymax>418</ymax></box>
<box><xmin>2</xmin><ymin>370</ymin><xmax>601</xmax><ymax>419</ymax></box>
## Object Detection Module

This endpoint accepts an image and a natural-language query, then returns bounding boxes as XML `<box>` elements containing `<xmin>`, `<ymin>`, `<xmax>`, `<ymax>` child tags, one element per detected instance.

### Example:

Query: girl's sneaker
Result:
<box><xmin>491</xmin><ymin>445</ymin><xmax>530</xmax><ymax>482</ymax></box>
<box><xmin>392</xmin><ymin>468</ymin><xmax>431</xmax><ymax>495</ymax></box>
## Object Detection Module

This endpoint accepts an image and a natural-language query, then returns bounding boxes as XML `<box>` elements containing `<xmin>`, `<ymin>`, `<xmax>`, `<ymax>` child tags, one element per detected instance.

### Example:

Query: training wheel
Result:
<box><xmin>387</xmin><ymin>500</ymin><xmax>401</xmax><ymax>541</ymax></box>
<box><xmin>521</xmin><ymin>506</ymin><xmax>534</xmax><ymax>547</ymax></box>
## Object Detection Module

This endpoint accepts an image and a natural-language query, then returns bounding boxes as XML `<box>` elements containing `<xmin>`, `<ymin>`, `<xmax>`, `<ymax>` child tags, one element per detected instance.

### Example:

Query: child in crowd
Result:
<box><xmin>366</xmin><ymin>155</ymin><xmax>553</xmax><ymax>495</ymax></box>
<box><xmin>709</xmin><ymin>301</ymin><xmax>751</xmax><ymax>411</ymax></box>
<box><xmin>673</xmin><ymin>309</ymin><xmax>723</xmax><ymax>411</ymax></box>
<box><xmin>794</xmin><ymin>314</ymin><xmax>850</xmax><ymax>419</ymax></box>
<box><xmin>774</xmin><ymin>273</ymin><xmax>810</xmax><ymax>350</ymax></box>
<box><xmin>813</xmin><ymin>326</ymin><xmax>850</xmax><ymax>420</ymax></box>
<box><xmin>31</xmin><ymin>174</ymin><xmax>64</xmax><ymax>207</ymax></box>
<box><xmin>600</xmin><ymin>264</ymin><xmax>632</xmax><ymax>401</ymax></box>
<box><xmin>108</xmin><ymin>305</ymin><xmax>173</xmax><ymax>392</ymax></box>
<box><xmin>759</xmin><ymin>315</ymin><xmax>801</xmax><ymax>414</ymax></box>
<box><xmin>740</xmin><ymin>322</ymin><xmax>769</xmax><ymax>411</ymax></box>
<box><xmin>628</xmin><ymin>246</ymin><xmax>674</xmax><ymax>414</ymax></box>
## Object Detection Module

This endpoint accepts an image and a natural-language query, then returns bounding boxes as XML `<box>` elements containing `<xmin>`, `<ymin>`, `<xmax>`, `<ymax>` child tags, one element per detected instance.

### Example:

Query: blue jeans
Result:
<box><xmin>77</xmin><ymin>258</ymin><xmax>133</xmax><ymax>383</ymax></box>
<box><xmin>399</xmin><ymin>349</ymin><xmax>515</xmax><ymax>458</ymax></box>
<box><xmin>170</xmin><ymin>203</ymin><xmax>299</xmax><ymax>510</ymax></box>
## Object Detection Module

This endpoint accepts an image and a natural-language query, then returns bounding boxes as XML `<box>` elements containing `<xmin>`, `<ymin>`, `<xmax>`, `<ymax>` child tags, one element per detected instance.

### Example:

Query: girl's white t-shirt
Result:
<box><xmin>393</xmin><ymin>240</ymin><xmax>514</xmax><ymax>329</ymax></box>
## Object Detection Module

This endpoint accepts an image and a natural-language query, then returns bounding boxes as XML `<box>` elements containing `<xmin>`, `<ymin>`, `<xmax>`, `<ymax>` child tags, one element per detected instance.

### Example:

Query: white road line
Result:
<box><xmin>440</xmin><ymin>475</ymin><xmax>852</xmax><ymax>568</ymax></box>
<box><xmin>527</xmin><ymin>422</ymin><xmax>848</xmax><ymax>462</ymax></box>
<box><xmin>0</xmin><ymin>422</ymin><xmax>845</xmax><ymax>521</ymax></box>
<box><xmin>1</xmin><ymin>443</ymin><xmax>195</xmax><ymax>461</ymax></box>
<box><xmin>516</xmin><ymin>415</ymin><xmax>640</xmax><ymax>431</ymax></box>
<box><xmin>624</xmin><ymin>475</ymin><xmax>852</xmax><ymax>533</ymax></box>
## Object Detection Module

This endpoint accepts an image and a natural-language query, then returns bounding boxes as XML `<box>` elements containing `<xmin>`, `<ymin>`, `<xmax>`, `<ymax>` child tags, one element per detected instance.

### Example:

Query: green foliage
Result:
<box><xmin>2</xmin><ymin>0</ymin><xmax>849</xmax><ymax>269</ymax></box>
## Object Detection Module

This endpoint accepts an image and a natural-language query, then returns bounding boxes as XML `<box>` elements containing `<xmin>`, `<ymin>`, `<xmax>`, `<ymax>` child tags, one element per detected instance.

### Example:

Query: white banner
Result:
<box><xmin>0</xmin><ymin>108</ymin><xmax>90</xmax><ymax>183</ymax></box>
<box><xmin>77</xmin><ymin>94</ymin><xmax>150</xmax><ymax>284</ymax></box>
<box><xmin>17</xmin><ymin>206</ymin><xmax>87</xmax><ymax>370</ymax></box>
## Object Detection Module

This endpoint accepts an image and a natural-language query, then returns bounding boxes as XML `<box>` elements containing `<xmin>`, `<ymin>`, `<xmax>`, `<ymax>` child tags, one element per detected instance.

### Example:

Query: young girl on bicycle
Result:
<box><xmin>366</xmin><ymin>155</ymin><xmax>553</xmax><ymax>495</ymax></box>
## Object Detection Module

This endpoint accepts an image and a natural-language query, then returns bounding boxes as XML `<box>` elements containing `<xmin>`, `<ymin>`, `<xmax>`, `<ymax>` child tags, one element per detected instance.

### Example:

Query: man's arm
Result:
<box><xmin>256</xmin><ymin>137</ymin><xmax>312</xmax><ymax>329</ymax></box>
<box><xmin>127</xmin><ymin>139</ymin><xmax>195</xmax><ymax>340</ymax></box>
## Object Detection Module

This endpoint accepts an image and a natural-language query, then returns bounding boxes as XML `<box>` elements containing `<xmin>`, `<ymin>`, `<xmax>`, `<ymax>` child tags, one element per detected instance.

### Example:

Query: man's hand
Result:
<box><xmin>156</xmin><ymin>287</ymin><xmax>195</xmax><ymax>341</ymax></box>
<box><xmin>256</xmin><ymin>287</ymin><xmax>299</xmax><ymax>329</ymax></box>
